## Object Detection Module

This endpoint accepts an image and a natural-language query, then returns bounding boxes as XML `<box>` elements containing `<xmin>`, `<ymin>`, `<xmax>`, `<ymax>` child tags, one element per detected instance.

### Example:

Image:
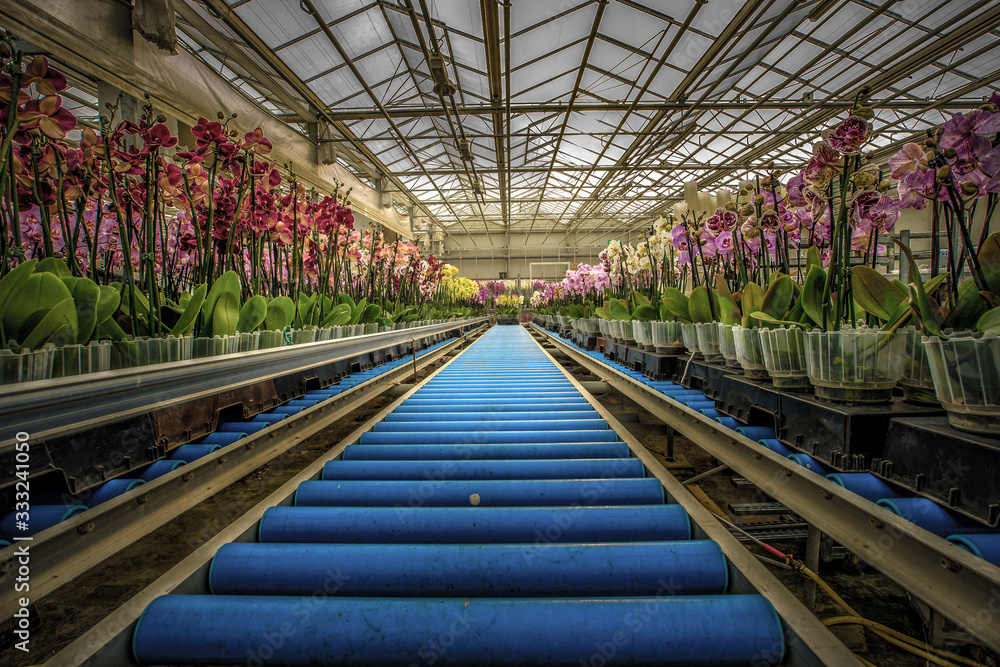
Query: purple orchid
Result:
<box><xmin>939</xmin><ymin>110</ymin><xmax>1000</xmax><ymax>163</ymax></box>
<box><xmin>802</xmin><ymin>141</ymin><xmax>844</xmax><ymax>190</ymax></box>
<box><xmin>785</xmin><ymin>172</ymin><xmax>809</xmax><ymax>207</ymax></box>
<box><xmin>827</xmin><ymin>116</ymin><xmax>869</xmax><ymax>155</ymax></box>
<box><xmin>850</xmin><ymin>190</ymin><xmax>900</xmax><ymax>232</ymax></box>
<box><xmin>887</xmin><ymin>143</ymin><xmax>927</xmax><ymax>180</ymax></box>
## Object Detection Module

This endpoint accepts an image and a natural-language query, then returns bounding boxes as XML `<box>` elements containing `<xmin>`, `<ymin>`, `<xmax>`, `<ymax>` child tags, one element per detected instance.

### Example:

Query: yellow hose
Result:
<box><xmin>703</xmin><ymin>507</ymin><xmax>986</xmax><ymax>666</ymax></box>
<box><xmin>801</xmin><ymin>566</ymin><xmax>986</xmax><ymax>667</ymax></box>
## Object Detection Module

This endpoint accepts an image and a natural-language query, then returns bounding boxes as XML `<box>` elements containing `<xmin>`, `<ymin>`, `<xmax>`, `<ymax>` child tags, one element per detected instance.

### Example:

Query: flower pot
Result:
<box><xmin>717</xmin><ymin>323</ymin><xmax>740</xmax><ymax>370</ymax></box>
<box><xmin>598</xmin><ymin>319</ymin><xmax>611</xmax><ymax>338</ymax></box>
<box><xmin>607</xmin><ymin>319</ymin><xmax>621</xmax><ymax>342</ymax></box>
<box><xmin>632</xmin><ymin>320</ymin><xmax>654</xmax><ymax>351</ymax></box>
<box><xmin>0</xmin><ymin>344</ymin><xmax>55</xmax><ymax>384</ymax></box>
<box><xmin>651</xmin><ymin>321</ymin><xmax>685</xmax><ymax>354</ymax></box>
<box><xmin>618</xmin><ymin>320</ymin><xmax>635</xmax><ymax>346</ymax></box>
<box><xmin>923</xmin><ymin>333</ymin><xmax>1000</xmax><ymax>437</ymax></box>
<box><xmin>695</xmin><ymin>322</ymin><xmax>724</xmax><ymax>363</ymax></box>
<box><xmin>733</xmin><ymin>326</ymin><xmax>770</xmax><ymax>381</ymax></box>
<box><xmin>900</xmin><ymin>326</ymin><xmax>938</xmax><ymax>405</ymax></box>
<box><xmin>680</xmin><ymin>323</ymin><xmax>701</xmax><ymax>358</ymax></box>
<box><xmin>579</xmin><ymin>318</ymin><xmax>599</xmax><ymax>336</ymax></box>
<box><xmin>53</xmin><ymin>340</ymin><xmax>112</xmax><ymax>378</ymax></box>
<box><xmin>115</xmin><ymin>335</ymin><xmax>193</xmax><ymax>368</ymax></box>
<box><xmin>258</xmin><ymin>330</ymin><xmax>285</xmax><ymax>349</ymax></box>
<box><xmin>805</xmin><ymin>327</ymin><xmax>904</xmax><ymax>405</ymax></box>
<box><xmin>759</xmin><ymin>327</ymin><xmax>811</xmax><ymax>391</ymax></box>
<box><xmin>192</xmin><ymin>334</ymin><xmax>241</xmax><ymax>358</ymax></box>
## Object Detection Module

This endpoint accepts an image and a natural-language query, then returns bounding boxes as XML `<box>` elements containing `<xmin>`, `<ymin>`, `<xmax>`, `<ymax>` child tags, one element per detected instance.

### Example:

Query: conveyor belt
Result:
<box><xmin>126</xmin><ymin>326</ymin><xmax>797</xmax><ymax>666</ymax></box>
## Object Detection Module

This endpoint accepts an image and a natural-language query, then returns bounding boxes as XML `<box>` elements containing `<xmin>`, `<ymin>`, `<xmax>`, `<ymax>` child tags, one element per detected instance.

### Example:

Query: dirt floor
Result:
<box><xmin>3</xmin><ymin>339</ymin><xmax>997</xmax><ymax>666</ymax></box>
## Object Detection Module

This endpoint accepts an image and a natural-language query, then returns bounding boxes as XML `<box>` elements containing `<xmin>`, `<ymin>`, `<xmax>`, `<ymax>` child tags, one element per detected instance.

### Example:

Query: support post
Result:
<box><xmin>803</xmin><ymin>525</ymin><xmax>822</xmax><ymax>609</ymax></box>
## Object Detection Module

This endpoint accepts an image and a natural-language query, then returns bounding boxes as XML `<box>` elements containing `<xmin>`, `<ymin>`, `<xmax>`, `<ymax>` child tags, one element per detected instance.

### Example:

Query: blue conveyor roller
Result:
<box><xmin>131</xmin><ymin>324</ymin><xmax>788</xmax><ymax>665</ymax></box>
<box><xmin>294</xmin><ymin>478</ymin><xmax>665</xmax><ymax>507</ymax></box>
<box><xmin>258</xmin><ymin>505</ymin><xmax>691</xmax><ymax>543</ymax></box>
<box><xmin>342</xmin><ymin>442</ymin><xmax>631</xmax><ymax>460</ymax></box>
<box><xmin>208</xmin><ymin>541</ymin><xmax>727</xmax><ymax>596</ymax></box>
<box><xmin>133</xmin><ymin>595</ymin><xmax>784</xmax><ymax>666</ymax></box>
<box><xmin>322</xmin><ymin>458</ymin><xmax>645</xmax><ymax>480</ymax></box>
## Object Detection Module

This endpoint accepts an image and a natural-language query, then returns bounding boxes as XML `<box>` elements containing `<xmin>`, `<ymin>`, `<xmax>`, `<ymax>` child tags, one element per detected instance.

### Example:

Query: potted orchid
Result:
<box><xmin>0</xmin><ymin>45</ymin><xmax>475</xmax><ymax>384</ymax></box>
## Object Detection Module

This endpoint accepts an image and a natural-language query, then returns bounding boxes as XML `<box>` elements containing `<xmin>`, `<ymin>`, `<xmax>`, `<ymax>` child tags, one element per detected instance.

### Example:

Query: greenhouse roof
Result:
<box><xmin>172</xmin><ymin>0</ymin><xmax>1000</xmax><ymax>238</ymax></box>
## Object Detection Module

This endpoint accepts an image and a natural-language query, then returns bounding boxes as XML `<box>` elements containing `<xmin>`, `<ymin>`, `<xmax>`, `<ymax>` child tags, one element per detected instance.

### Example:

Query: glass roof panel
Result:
<box><xmin>181</xmin><ymin>0</ymin><xmax>1000</xmax><ymax>234</ymax></box>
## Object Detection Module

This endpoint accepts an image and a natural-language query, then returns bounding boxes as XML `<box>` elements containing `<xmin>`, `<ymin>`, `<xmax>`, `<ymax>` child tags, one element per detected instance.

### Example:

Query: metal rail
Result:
<box><xmin>0</xmin><ymin>318</ymin><xmax>486</xmax><ymax>452</ymax></box>
<box><xmin>44</xmin><ymin>322</ymin><xmax>857</xmax><ymax>666</ymax></box>
<box><xmin>531</xmin><ymin>324</ymin><xmax>1000</xmax><ymax>652</ymax></box>
<box><xmin>0</xmin><ymin>324</ymin><xmax>486</xmax><ymax>620</ymax></box>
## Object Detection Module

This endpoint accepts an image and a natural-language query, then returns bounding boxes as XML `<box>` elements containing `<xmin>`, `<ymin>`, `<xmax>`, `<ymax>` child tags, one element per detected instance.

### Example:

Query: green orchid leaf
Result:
<box><xmin>99</xmin><ymin>315</ymin><xmax>128</xmax><ymax>341</ymax></box>
<box><xmin>211</xmin><ymin>291</ymin><xmax>240</xmax><ymax>337</ymax></box>
<box><xmin>237</xmin><ymin>295</ymin><xmax>268</xmax><ymax>332</ymax></box>
<box><xmin>688</xmin><ymin>286</ymin><xmax>716</xmax><ymax>323</ymax></box>
<box><xmin>714</xmin><ymin>282</ymin><xmax>740</xmax><ymax>326</ymax></box>
<box><xmin>320</xmin><ymin>303</ymin><xmax>352</xmax><ymax>327</ymax></box>
<box><xmin>349</xmin><ymin>297</ymin><xmax>368</xmax><ymax>325</ymax></box>
<box><xmin>4</xmin><ymin>272</ymin><xmax>73</xmax><ymax>342</ymax></box>
<box><xmin>33</xmin><ymin>257</ymin><xmax>71</xmax><ymax>278</ymax></box>
<box><xmin>788</xmin><ymin>296</ymin><xmax>815</xmax><ymax>327</ymax></box>
<box><xmin>881</xmin><ymin>300</ymin><xmax>912</xmax><ymax>332</ymax></box>
<box><xmin>200</xmin><ymin>271</ymin><xmax>240</xmax><ymax>331</ymax></box>
<box><xmin>742</xmin><ymin>283</ymin><xmax>765</xmax><ymax>316</ymax></box>
<box><xmin>663</xmin><ymin>298</ymin><xmax>691</xmax><ymax>323</ymax></box>
<box><xmin>631</xmin><ymin>291</ymin><xmax>651</xmax><ymax>307</ymax></box>
<box><xmin>0</xmin><ymin>260</ymin><xmax>39</xmax><ymax>341</ymax></box>
<box><xmin>980</xmin><ymin>233</ymin><xmax>1000</xmax><ymax>295</ymax></box>
<box><xmin>264</xmin><ymin>296</ymin><xmax>295</xmax><ymax>330</ymax></box>
<box><xmin>21</xmin><ymin>297</ymin><xmax>78</xmax><ymax>350</ymax></box>
<box><xmin>359</xmin><ymin>304</ymin><xmax>380</xmax><ymax>324</ymax></box>
<box><xmin>801</xmin><ymin>265</ymin><xmax>831</xmax><ymax>330</ymax></box>
<box><xmin>946</xmin><ymin>278</ymin><xmax>988</xmax><ymax>331</ymax></box>
<box><xmin>908</xmin><ymin>284</ymin><xmax>942</xmax><ymax>337</ymax></box>
<box><xmin>170</xmin><ymin>283</ymin><xmax>207</xmax><ymax>337</ymax></box>
<box><xmin>338</xmin><ymin>292</ymin><xmax>356</xmax><ymax>309</ymax></box>
<box><xmin>762</xmin><ymin>274</ymin><xmax>794</xmax><ymax>319</ymax></box>
<box><xmin>924</xmin><ymin>273</ymin><xmax>947</xmax><ymax>296</ymax></box>
<box><xmin>595</xmin><ymin>306</ymin><xmax>611</xmax><ymax>320</ymax></box>
<box><xmin>657</xmin><ymin>302</ymin><xmax>675</xmax><ymax>322</ymax></box>
<box><xmin>632</xmin><ymin>304</ymin><xmax>658</xmax><ymax>322</ymax></box>
<box><xmin>67</xmin><ymin>277</ymin><xmax>101</xmax><ymax>344</ymax></box>
<box><xmin>978</xmin><ymin>306</ymin><xmax>1000</xmax><ymax>334</ymax></box>
<box><xmin>805</xmin><ymin>246</ymin><xmax>823</xmax><ymax>272</ymax></box>
<box><xmin>751</xmin><ymin>311</ymin><xmax>807</xmax><ymax>330</ymax></box>
<box><xmin>851</xmin><ymin>266</ymin><xmax>905</xmax><ymax>322</ymax></box>
<box><xmin>97</xmin><ymin>286</ymin><xmax>121</xmax><ymax>325</ymax></box>
<box><xmin>608</xmin><ymin>298</ymin><xmax>630</xmax><ymax>321</ymax></box>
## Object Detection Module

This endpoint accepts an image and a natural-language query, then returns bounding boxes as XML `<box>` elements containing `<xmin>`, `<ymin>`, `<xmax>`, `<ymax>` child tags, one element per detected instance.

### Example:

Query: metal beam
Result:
<box><xmin>320</xmin><ymin>97</ymin><xmax>985</xmax><ymax>120</ymax></box>
<box><xmin>297</xmin><ymin>0</ymin><xmax>478</xmax><ymax>242</ymax></box>
<box><xmin>480</xmin><ymin>0</ymin><xmax>507</xmax><ymax>229</ymax></box>
<box><xmin>523</xmin><ymin>0</ymin><xmax>609</xmax><ymax>237</ymax></box>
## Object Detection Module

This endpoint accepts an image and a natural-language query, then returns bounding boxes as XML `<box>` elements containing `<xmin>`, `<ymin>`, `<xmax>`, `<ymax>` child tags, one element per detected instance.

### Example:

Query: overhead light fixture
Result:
<box><xmin>428</xmin><ymin>53</ymin><xmax>456</xmax><ymax>96</ymax></box>
<box><xmin>457</xmin><ymin>138</ymin><xmax>474</xmax><ymax>162</ymax></box>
